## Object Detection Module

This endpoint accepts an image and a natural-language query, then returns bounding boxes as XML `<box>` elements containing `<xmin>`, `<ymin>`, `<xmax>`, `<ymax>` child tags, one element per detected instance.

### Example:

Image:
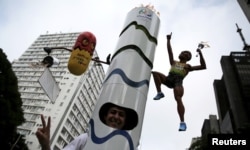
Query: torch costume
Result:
<box><xmin>84</xmin><ymin>5</ymin><xmax>160</xmax><ymax>150</ymax></box>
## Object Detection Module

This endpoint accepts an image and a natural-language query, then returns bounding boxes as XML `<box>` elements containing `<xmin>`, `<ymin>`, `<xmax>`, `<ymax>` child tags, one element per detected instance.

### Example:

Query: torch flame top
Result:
<box><xmin>137</xmin><ymin>3</ymin><xmax>160</xmax><ymax>16</ymax></box>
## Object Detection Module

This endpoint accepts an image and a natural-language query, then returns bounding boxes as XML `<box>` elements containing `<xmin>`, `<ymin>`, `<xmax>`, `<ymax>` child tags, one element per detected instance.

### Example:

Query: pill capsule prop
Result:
<box><xmin>68</xmin><ymin>31</ymin><xmax>96</xmax><ymax>75</ymax></box>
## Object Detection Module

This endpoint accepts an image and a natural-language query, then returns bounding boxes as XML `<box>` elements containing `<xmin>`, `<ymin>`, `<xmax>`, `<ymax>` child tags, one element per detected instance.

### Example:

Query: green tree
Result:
<box><xmin>189</xmin><ymin>136</ymin><xmax>208</xmax><ymax>150</ymax></box>
<box><xmin>0</xmin><ymin>48</ymin><xmax>28</xmax><ymax>149</ymax></box>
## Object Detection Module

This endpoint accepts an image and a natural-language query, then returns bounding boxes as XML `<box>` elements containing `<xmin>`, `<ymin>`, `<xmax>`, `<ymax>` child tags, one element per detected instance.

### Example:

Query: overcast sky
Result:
<box><xmin>1</xmin><ymin>0</ymin><xmax>250</xmax><ymax>150</ymax></box>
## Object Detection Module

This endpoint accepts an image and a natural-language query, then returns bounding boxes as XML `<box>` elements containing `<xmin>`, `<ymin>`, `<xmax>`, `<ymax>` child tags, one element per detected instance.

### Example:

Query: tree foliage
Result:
<box><xmin>189</xmin><ymin>136</ymin><xmax>208</xmax><ymax>150</ymax></box>
<box><xmin>0</xmin><ymin>48</ymin><xmax>28</xmax><ymax>149</ymax></box>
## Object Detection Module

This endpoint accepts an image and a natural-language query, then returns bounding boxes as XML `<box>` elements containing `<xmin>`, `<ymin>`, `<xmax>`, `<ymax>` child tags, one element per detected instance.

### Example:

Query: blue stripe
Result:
<box><xmin>103</xmin><ymin>68</ymin><xmax>149</xmax><ymax>88</ymax></box>
<box><xmin>90</xmin><ymin>119</ymin><xmax>134</xmax><ymax>150</ymax></box>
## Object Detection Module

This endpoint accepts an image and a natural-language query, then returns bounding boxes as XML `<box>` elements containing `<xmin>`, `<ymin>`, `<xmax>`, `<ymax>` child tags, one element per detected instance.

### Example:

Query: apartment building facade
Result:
<box><xmin>12</xmin><ymin>32</ymin><xmax>105</xmax><ymax>149</ymax></box>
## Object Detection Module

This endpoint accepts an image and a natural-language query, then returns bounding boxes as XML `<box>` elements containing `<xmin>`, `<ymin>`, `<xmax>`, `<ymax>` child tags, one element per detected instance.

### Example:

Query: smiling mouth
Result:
<box><xmin>109</xmin><ymin>119</ymin><xmax>121</xmax><ymax>127</ymax></box>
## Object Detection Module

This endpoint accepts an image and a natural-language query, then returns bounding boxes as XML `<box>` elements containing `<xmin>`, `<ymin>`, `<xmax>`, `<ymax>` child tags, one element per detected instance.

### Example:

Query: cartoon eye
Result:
<box><xmin>90</xmin><ymin>43</ymin><xmax>95</xmax><ymax>50</ymax></box>
<box><xmin>82</xmin><ymin>39</ymin><xmax>89</xmax><ymax>46</ymax></box>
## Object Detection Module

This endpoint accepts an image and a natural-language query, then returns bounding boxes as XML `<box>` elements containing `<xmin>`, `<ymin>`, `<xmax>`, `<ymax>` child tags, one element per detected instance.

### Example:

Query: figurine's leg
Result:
<box><xmin>173</xmin><ymin>86</ymin><xmax>187</xmax><ymax>131</ymax></box>
<box><xmin>151</xmin><ymin>71</ymin><xmax>166</xmax><ymax>100</ymax></box>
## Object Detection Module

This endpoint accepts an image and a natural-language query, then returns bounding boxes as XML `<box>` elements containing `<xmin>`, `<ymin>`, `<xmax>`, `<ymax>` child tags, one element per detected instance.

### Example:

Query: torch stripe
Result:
<box><xmin>119</xmin><ymin>21</ymin><xmax>158</xmax><ymax>45</ymax></box>
<box><xmin>90</xmin><ymin>119</ymin><xmax>134</xmax><ymax>150</ymax></box>
<box><xmin>111</xmin><ymin>45</ymin><xmax>153</xmax><ymax>68</ymax></box>
<box><xmin>103</xmin><ymin>68</ymin><xmax>149</xmax><ymax>88</ymax></box>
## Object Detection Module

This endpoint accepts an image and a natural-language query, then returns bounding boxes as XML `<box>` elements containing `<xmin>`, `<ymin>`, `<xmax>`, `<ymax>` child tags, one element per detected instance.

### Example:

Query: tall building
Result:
<box><xmin>213</xmin><ymin>51</ymin><xmax>250</xmax><ymax>133</ymax></box>
<box><xmin>201</xmin><ymin>115</ymin><xmax>220</xmax><ymax>136</ymax></box>
<box><xmin>237</xmin><ymin>0</ymin><xmax>250</xmax><ymax>23</ymax></box>
<box><xmin>188</xmin><ymin>115</ymin><xmax>220</xmax><ymax>150</ymax></box>
<box><xmin>188</xmin><ymin>51</ymin><xmax>250</xmax><ymax>149</ymax></box>
<box><xmin>12</xmin><ymin>32</ymin><xmax>105</xmax><ymax>149</ymax></box>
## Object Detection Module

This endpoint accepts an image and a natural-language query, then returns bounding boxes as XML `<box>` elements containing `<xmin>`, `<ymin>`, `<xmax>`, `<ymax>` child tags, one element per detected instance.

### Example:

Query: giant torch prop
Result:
<box><xmin>84</xmin><ymin>5</ymin><xmax>160</xmax><ymax>150</ymax></box>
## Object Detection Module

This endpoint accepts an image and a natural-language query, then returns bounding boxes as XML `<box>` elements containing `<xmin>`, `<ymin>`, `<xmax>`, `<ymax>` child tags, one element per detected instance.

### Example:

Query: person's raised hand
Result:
<box><xmin>36</xmin><ymin>115</ymin><xmax>51</xmax><ymax>150</ymax></box>
<box><xmin>196</xmin><ymin>48</ymin><xmax>202</xmax><ymax>53</ymax></box>
<box><xmin>166</xmin><ymin>32</ymin><xmax>172</xmax><ymax>40</ymax></box>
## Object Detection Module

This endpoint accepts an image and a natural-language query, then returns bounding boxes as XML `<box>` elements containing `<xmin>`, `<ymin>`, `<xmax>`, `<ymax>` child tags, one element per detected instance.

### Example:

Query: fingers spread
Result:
<box><xmin>41</xmin><ymin>115</ymin><xmax>46</xmax><ymax>129</ymax></box>
<box><xmin>47</xmin><ymin>116</ymin><xmax>51</xmax><ymax>130</ymax></box>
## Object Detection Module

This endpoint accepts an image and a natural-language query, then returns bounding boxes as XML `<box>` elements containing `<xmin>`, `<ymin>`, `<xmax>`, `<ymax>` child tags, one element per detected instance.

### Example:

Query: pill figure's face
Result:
<box><xmin>73</xmin><ymin>32</ymin><xmax>96</xmax><ymax>56</ymax></box>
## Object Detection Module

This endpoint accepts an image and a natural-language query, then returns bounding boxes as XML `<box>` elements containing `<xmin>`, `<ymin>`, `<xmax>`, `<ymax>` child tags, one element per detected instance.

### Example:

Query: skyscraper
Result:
<box><xmin>213</xmin><ymin>51</ymin><xmax>250</xmax><ymax>133</ymax></box>
<box><xmin>12</xmin><ymin>32</ymin><xmax>105</xmax><ymax>149</ymax></box>
<box><xmin>237</xmin><ymin>0</ymin><xmax>250</xmax><ymax>23</ymax></box>
<box><xmin>189</xmin><ymin>51</ymin><xmax>250</xmax><ymax>148</ymax></box>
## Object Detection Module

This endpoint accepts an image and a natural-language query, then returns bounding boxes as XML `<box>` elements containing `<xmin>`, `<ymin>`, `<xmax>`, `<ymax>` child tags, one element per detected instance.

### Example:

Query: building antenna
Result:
<box><xmin>236</xmin><ymin>23</ymin><xmax>250</xmax><ymax>52</ymax></box>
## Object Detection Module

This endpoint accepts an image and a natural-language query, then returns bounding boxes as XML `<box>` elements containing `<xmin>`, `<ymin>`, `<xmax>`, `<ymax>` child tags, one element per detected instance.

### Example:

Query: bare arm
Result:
<box><xmin>189</xmin><ymin>49</ymin><xmax>206</xmax><ymax>71</ymax></box>
<box><xmin>166</xmin><ymin>33</ymin><xmax>174</xmax><ymax>65</ymax></box>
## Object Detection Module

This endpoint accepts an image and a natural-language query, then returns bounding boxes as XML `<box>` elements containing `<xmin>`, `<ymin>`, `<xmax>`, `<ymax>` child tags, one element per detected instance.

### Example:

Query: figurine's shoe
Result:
<box><xmin>178</xmin><ymin>122</ymin><xmax>187</xmax><ymax>131</ymax></box>
<box><xmin>153</xmin><ymin>92</ymin><xmax>165</xmax><ymax>100</ymax></box>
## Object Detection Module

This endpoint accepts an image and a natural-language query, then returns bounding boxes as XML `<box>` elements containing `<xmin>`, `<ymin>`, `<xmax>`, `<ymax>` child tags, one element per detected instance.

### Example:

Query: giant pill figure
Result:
<box><xmin>84</xmin><ymin>5</ymin><xmax>160</xmax><ymax>150</ymax></box>
<box><xmin>68</xmin><ymin>32</ymin><xmax>96</xmax><ymax>75</ymax></box>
